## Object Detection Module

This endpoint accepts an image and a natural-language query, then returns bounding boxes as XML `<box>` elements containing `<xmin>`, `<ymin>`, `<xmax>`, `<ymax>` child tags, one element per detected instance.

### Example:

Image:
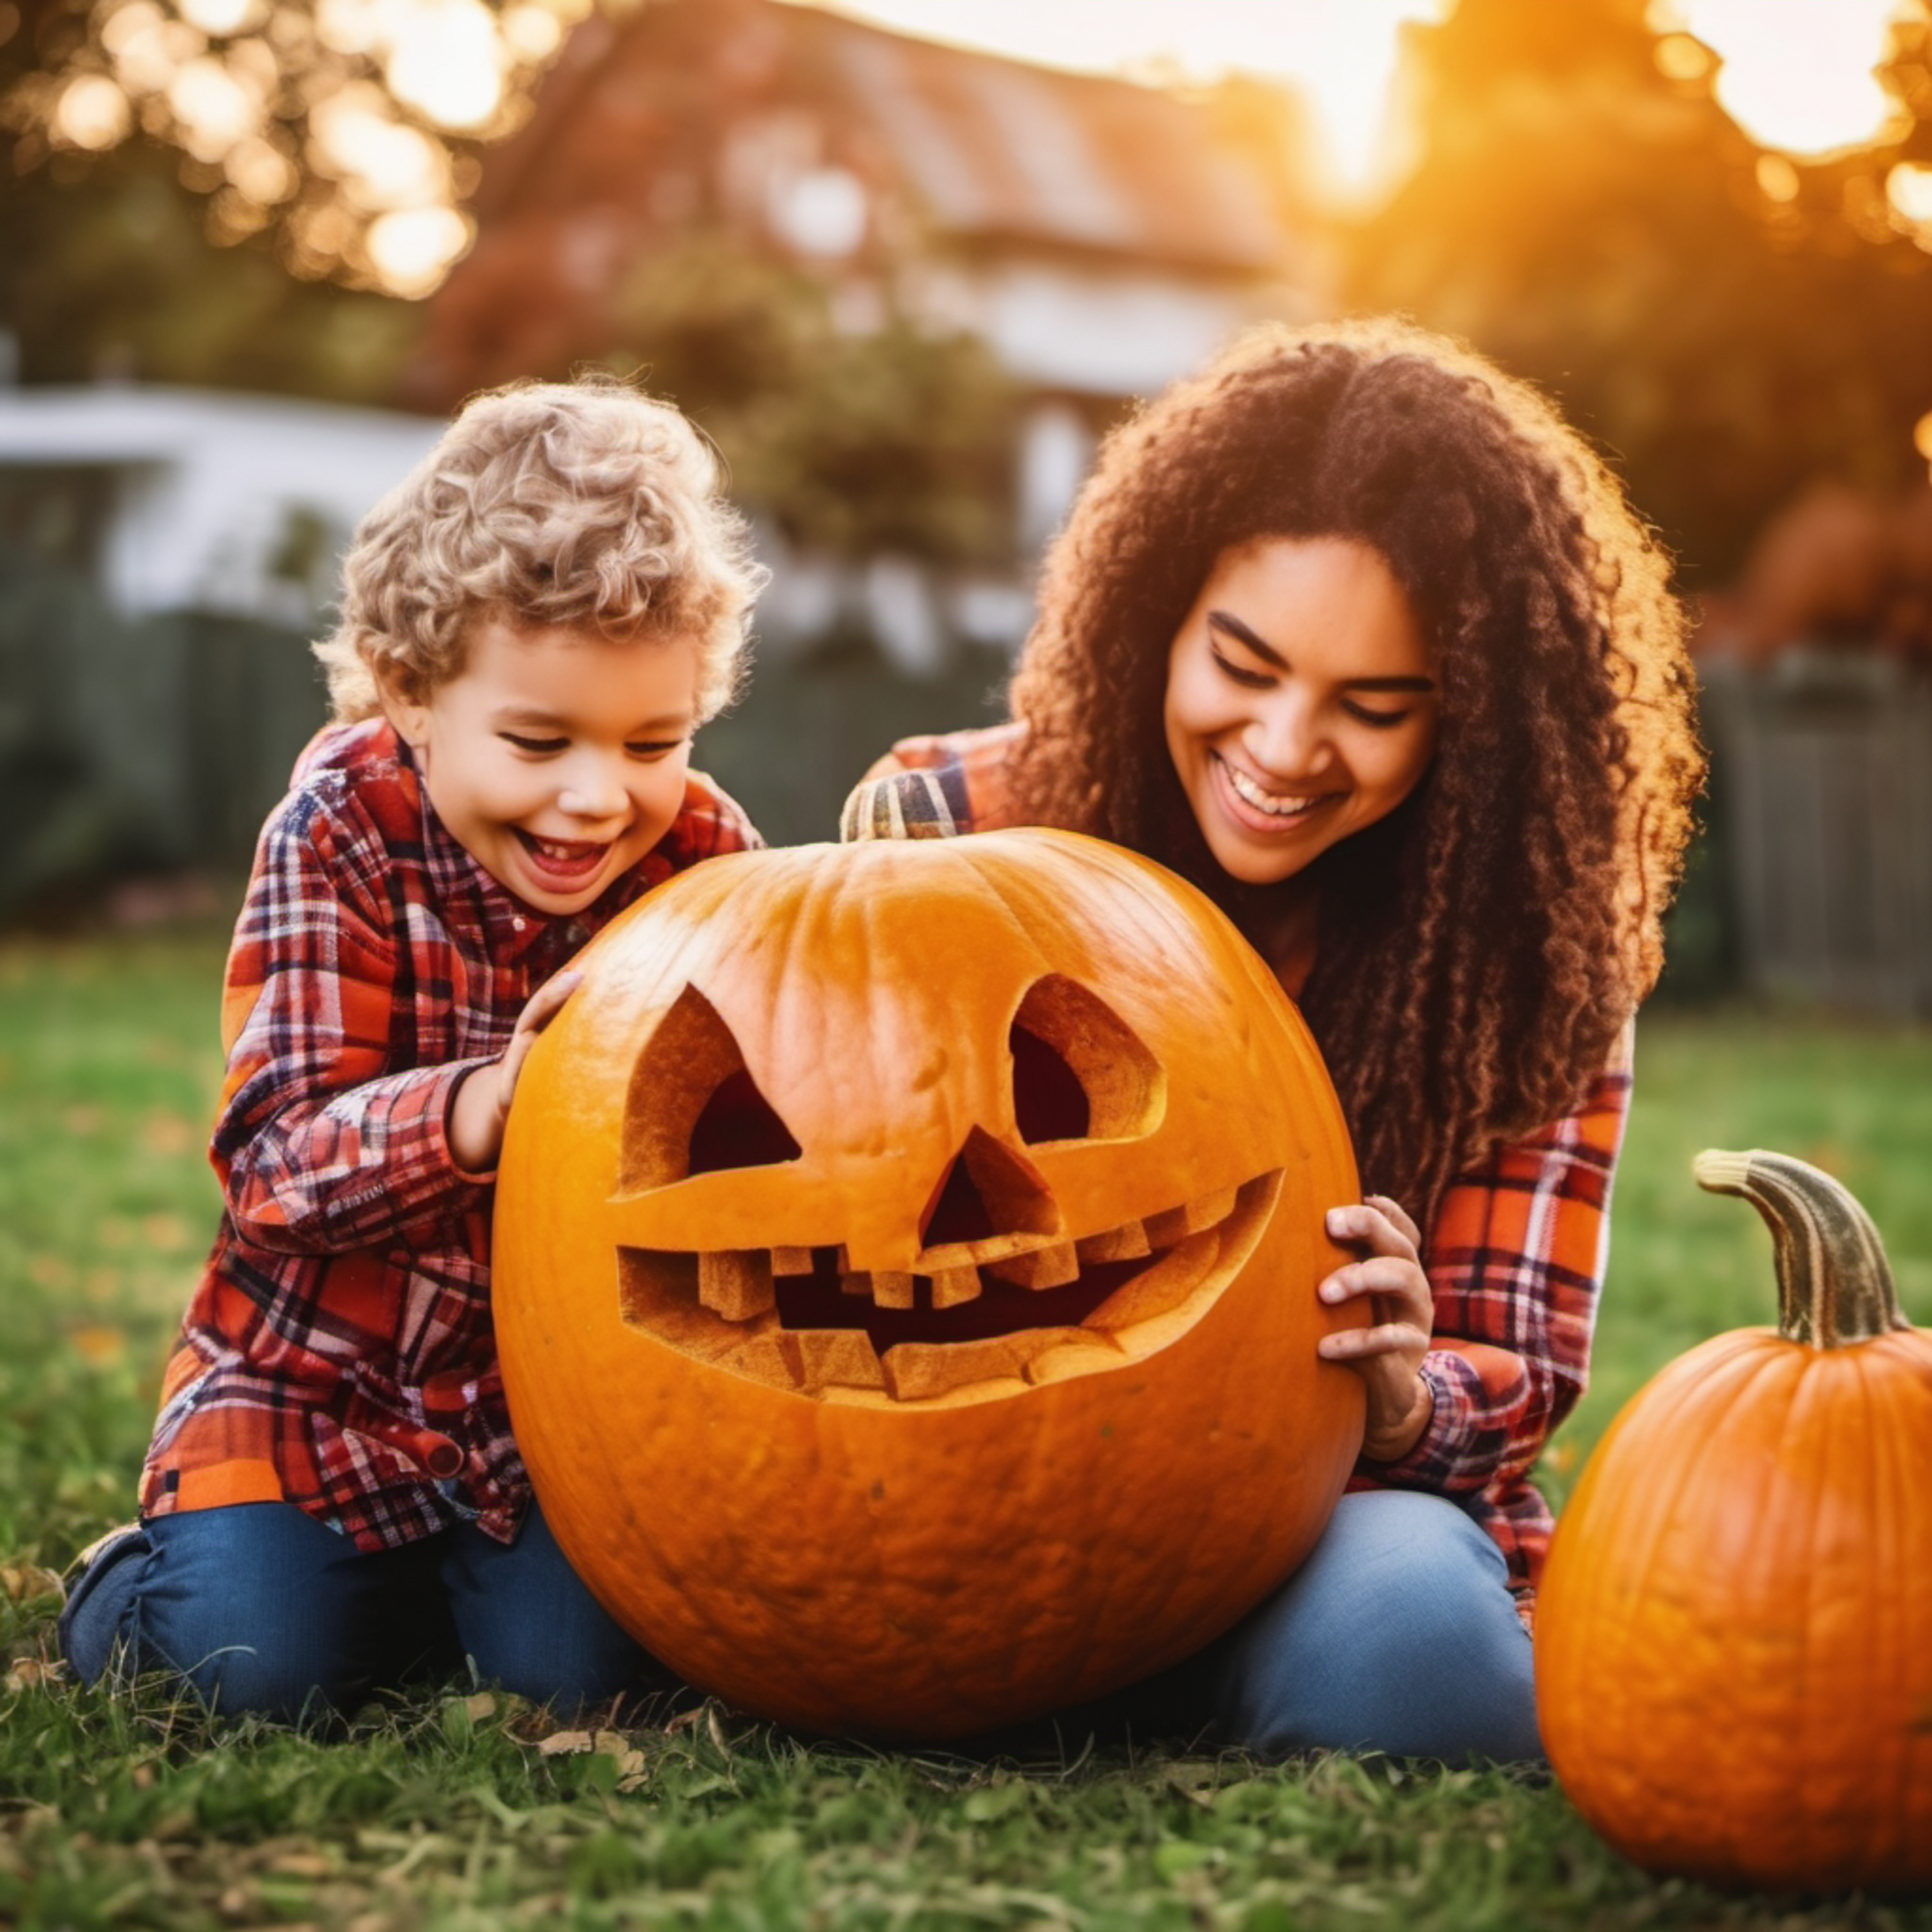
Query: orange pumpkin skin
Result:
<box><xmin>494</xmin><ymin>828</ymin><xmax>1365</xmax><ymax>1739</ymax></box>
<box><xmin>1537</xmin><ymin>1152</ymin><xmax>1932</xmax><ymax>1894</ymax></box>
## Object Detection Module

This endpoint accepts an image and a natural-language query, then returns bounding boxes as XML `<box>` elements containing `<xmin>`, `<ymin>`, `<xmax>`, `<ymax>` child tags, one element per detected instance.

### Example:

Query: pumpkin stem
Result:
<box><xmin>1693</xmin><ymin>1148</ymin><xmax>1906</xmax><ymax>1348</ymax></box>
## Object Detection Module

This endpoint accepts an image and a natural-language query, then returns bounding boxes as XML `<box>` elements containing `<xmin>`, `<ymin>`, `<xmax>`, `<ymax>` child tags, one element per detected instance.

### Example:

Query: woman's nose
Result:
<box><xmin>1248</xmin><ymin>693</ymin><xmax>1325</xmax><ymax>777</ymax></box>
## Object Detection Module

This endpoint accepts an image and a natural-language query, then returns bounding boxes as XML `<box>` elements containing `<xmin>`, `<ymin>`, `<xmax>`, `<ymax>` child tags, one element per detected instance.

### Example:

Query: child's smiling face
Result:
<box><xmin>382</xmin><ymin>615</ymin><xmax>702</xmax><ymax>916</ymax></box>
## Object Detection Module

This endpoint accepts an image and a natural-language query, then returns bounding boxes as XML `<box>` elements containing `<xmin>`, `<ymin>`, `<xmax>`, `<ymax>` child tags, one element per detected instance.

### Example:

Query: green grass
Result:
<box><xmin>4</xmin><ymin>927</ymin><xmax>1931</xmax><ymax>1931</ymax></box>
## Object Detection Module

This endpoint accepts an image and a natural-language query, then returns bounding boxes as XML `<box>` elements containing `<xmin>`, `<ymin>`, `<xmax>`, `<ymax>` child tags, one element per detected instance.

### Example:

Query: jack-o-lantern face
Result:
<box><xmin>495</xmin><ymin>829</ymin><xmax>1364</xmax><ymax>1739</ymax></box>
<box><xmin>609</xmin><ymin>962</ymin><xmax>1283</xmax><ymax>1406</ymax></box>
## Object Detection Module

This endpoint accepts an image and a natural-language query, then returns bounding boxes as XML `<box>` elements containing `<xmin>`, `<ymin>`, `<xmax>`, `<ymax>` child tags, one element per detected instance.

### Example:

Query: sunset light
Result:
<box><xmin>806</xmin><ymin>0</ymin><xmax>1449</xmax><ymax>193</ymax></box>
<box><xmin>26</xmin><ymin>0</ymin><xmax>1932</xmax><ymax>295</ymax></box>
<box><xmin>1665</xmin><ymin>0</ymin><xmax>1909</xmax><ymax>157</ymax></box>
<box><xmin>814</xmin><ymin>0</ymin><xmax>1921</xmax><ymax>188</ymax></box>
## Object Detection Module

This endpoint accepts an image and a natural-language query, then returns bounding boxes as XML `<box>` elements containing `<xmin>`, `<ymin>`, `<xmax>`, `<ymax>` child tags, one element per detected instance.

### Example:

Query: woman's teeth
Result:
<box><xmin>1225</xmin><ymin>763</ymin><xmax>1319</xmax><ymax>817</ymax></box>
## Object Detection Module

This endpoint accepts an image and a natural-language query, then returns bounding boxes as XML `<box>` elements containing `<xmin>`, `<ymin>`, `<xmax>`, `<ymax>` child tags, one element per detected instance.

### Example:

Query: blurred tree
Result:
<box><xmin>603</xmin><ymin>232</ymin><xmax>1024</xmax><ymax>567</ymax></box>
<box><xmin>1347</xmin><ymin>0</ymin><xmax>1932</xmax><ymax>586</ymax></box>
<box><xmin>0</xmin><ymin>138</ymin><xmax>419</xmax><ymax>397</ymax></box>
<box><xmin>0</xmin><ymin>0</ymin><xmax>582</xmax><ymax>306</ymax></box>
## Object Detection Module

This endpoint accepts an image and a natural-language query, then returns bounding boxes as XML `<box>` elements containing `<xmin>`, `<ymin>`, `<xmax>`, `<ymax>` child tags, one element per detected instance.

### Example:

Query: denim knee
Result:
<box><xmin>1205</xmin><ymin>1488</ymin><xmax>1543</xmax><ymax>1763</ymax></box>
<box><xmin>62</xmin><ymin>1504</ymin><xmax>443</xmax><ymax>1722</ymax></box>
<box><xmin>442</xmin><ymin>1503</ymin><xmax>657</xmax><ymax>1710</ymax></box>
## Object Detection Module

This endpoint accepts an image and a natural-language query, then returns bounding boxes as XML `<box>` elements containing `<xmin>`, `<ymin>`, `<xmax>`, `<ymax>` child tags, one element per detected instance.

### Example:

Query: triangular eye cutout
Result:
<box><xmin>1009</xmin><ymin>975</ymin><xmax>1165</xmax><ymax>1145</ymax></box>
<box><xmin>620</xmin><ymin>984</ymin><xmax>800</xmax><ymax>1191</ymax></box>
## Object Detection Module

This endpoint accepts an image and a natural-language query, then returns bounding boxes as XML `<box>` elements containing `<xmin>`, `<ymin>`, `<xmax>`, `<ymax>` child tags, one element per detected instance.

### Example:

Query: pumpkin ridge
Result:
<box><xmin>1539</xmin><ymin>1149</ymin><xmax>1932</xmax><ymax>1892</ymax></box>
<box><xmin>1542</xmin><ymin>1333</ymin><xmax>1796</xmax><ymax>1851</ymax></box>
<box><xmin>496</xmin><ymin>827</ymin><xmax>1367</xmax><ymax>1738</ymax></box>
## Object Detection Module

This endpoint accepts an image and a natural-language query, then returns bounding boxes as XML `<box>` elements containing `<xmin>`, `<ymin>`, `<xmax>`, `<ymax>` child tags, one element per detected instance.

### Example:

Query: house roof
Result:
<box><xmin>471</xmin><ymin>0</ymin><xmax>1303</xmax><ymax>275</ymax></box>
<box><xmin>803</xmin><ymin>13</ymin><xmax>1289</xmax><ymax>270</ymax></box>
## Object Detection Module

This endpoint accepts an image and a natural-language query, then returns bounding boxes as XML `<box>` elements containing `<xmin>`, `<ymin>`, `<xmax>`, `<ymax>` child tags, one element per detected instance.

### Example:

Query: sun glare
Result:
<box><xmin>804</xmin><ymin>0</ymin><xmax>1448</xmax><ymax>194</ymax></box>
<box><xmin>52</xmin><ymin>72</ymin><xmax>132</xmax><ymax>150</ymax></box>
<box><xmin>1660</xmin><ymin>0</ymin><xmax>1910</xmax><ymax>156</ymax></box>
<box><xmin>384</xmin><ymin>0</ymin><xmax>504</xmax><ymax>129</ymax></box>
<box><xmin>367</xmin><ymin>204</ymin><xmax>475</xmax><ymax>295</ymax></box>
<box><xmin>815</xmin><ymin>0</ymin><xmax>1919</xmax><ymax>188</ymax></box>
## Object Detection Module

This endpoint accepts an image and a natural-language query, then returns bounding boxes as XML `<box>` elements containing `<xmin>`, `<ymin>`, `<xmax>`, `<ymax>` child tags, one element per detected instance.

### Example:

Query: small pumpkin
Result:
<box><xmin>1537</xmin><ymin>1149</ymin><xmax>1932</xmax><ymax>1893</ymax></box>
<box><xmin>494</xmin><ymin>827</ymin><xmax>1365</xmax><ymax>1738</ymax></box>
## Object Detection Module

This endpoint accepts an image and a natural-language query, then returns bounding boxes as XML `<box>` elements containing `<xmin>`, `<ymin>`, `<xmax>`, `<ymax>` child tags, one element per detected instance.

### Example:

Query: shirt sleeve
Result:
<box><xmin>211</xmin><ymin>788</ymin><xmax>495</xmax><ymax>1255</ymax></box>
<box><xmin>1366</xmin><ymin>1024</ymin><xmax>1635</xmax><ymax>1498</ymax></box>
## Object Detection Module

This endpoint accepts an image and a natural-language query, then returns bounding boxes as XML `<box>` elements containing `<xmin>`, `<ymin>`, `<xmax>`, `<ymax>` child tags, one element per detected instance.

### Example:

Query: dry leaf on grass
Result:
<box><xmin>0</xmin><ymin>1560</ymin><xmax>65</xmax><ymax>1602</ymax></box>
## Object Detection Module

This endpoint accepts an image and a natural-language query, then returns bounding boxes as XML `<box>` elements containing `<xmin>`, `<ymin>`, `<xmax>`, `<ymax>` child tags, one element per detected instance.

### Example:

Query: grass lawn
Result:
<box><xmin>3</xmin><ymin>924</ymin><xmax>1930</xmax><ymax>1931</ymax></box>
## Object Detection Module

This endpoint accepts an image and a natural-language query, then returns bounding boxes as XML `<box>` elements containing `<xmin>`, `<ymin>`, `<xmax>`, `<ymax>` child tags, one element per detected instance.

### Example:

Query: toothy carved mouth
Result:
<box><xmin>617</xmin><ymin>1170</ymin><xmax>1282</xmax><ymax>1405</ymax></box>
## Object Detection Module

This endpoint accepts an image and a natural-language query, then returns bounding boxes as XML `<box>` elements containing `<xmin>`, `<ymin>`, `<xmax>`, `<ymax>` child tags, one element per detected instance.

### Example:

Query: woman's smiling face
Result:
<box><xmin>1162</xmin><ymin>535</ymin><xmax>1441</xmax><ymax>889</ymax></box>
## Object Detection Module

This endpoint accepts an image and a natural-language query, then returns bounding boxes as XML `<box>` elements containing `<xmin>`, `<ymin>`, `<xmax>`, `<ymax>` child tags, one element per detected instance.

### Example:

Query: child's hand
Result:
<box><xmin>449</xmin><ymin>970</ymin><xmax>584</xmax><ymax>1174</ymax></box>
<box><xmin>1315</xmin><ymin>1195</ymin><xmax>1435</xmax><ymax>1463</ymax></box>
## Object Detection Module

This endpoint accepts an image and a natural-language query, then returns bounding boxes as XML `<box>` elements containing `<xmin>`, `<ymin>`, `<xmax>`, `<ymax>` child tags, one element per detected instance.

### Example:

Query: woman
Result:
<box><xmin>841</xmin><ymin>318</ymin><xmax>1703</xmax><ymax>1760</ymax></box>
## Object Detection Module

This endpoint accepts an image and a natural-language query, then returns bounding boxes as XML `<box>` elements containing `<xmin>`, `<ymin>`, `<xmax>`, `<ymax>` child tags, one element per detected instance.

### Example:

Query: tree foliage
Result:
<box><xmin>0</xmin><ymin>0</ymin><xmax>577</xmax><ymax>297</ymax></box>
<box><xmin>0</xmin><ymin>138</ymin><xmax>418</xmax><ymax>398</ymax></box>
<box><xmin>602</xmin><ymin>233</ymin><xmax>1024</xmax><ymax>568</ymax></box>
<box><xmin>1344</xmin><ymin>0</ymin><xmax>1932</xmax><ymax>586</ymax></box>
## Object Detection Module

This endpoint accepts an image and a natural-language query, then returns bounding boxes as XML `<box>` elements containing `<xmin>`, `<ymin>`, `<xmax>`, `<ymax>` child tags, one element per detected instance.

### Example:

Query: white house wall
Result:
<box><xmin>0</xmin><ymin>387</ymin><xmax>441</xmax><ymax>621</ymax></box>
<box><xmin>915</xmin><ymin>259</ymin><xmax>1299</xmax><ymax>399</ymax></box>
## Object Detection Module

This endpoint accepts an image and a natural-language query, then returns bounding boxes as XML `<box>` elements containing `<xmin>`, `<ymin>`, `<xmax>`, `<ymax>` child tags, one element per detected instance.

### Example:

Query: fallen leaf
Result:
<box><xmin>70</xmin><ymin>1324</ymin><xmax>127</xmax><ymax>1366</ymax></box>
<box><xmin>265</xmin><ymin>1853</ymin><xmax>334</xmax><ymax>1878</ymax></box>
<box><xmin>140</xmin><ymin>1212</ymin><xmax>190</xmax><ymax>1252</ymax></box>
<box><xmin>1</xmin><ymin>1561</ymin><xmax>65</xmax><ymax>1602</ymax></box>
<box><xmin>142</xmin><ymin>1112</ymin><xmax>198</xmax><ymax>1156</ymax></box>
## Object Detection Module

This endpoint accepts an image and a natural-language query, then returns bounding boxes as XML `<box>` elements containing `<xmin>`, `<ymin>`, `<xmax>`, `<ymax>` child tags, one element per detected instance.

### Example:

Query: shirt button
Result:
<box><xmin>511</xmin><ymin>915</ymin><xmax>525</xmax><ymax>932</ymax></box>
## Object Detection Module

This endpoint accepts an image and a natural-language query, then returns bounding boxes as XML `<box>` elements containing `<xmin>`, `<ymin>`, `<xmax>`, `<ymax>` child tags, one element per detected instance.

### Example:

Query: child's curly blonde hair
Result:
<box><xmin>316</xmin><ymin>374</ymin><xmax>765</xmax><ymax>723</ymax></box>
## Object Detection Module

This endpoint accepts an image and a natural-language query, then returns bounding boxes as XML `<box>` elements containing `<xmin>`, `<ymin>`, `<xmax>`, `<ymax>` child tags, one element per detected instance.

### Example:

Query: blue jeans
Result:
<box><xmin>1197</xmin><ymin>1488</ymin><xmax>1543</xmax><ymax>1761</ymax></box>
<box><xmin>61</xmin><ymin>1489</ymin><xmax>1537</xmax><ymax>1757</ymax></box>
<box><xmin>59</xmin><ymin>1500</ymin><xmax>657</xmax><ymax>1722</ymax></box>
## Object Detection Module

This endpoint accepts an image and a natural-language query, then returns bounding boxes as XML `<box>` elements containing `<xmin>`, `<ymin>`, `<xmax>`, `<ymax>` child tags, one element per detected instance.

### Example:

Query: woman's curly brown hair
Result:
<box><xmin>1005</xmin><ymin>317</ymin><xmax>1703</xmax><ymax>1221</ymax></box>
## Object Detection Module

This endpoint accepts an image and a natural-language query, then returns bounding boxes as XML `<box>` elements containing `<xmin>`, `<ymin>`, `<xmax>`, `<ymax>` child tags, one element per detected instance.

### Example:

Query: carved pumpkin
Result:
<box><xmin>494</xmin><ymin>828</ymin><xmax>1364</xmax><ymax>1739</ymax></box>
<box><xmin>1538</xmin><ymin>1149</ymin><xmax>1932</xmax><ymax>1893</ymax></box>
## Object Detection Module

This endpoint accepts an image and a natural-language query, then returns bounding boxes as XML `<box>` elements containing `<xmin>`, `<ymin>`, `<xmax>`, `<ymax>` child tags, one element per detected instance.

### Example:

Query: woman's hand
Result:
<box><xmin>448</xmin><ymin>970</ymin><xmax>584</xmax><ymax>1175</ymax></box>
<box><xmin>1316</xmin><ymin>1195</ymin><xmax>1436</xmax><ymax>1463</ymax></box>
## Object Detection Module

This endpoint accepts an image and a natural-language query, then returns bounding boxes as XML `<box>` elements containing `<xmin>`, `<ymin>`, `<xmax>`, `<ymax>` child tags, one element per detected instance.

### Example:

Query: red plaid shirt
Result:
<box><xmin>842</xmin><ymin>723</ymin><xmax>1631</xmax><ymax>1606</ymax></box>
<box><xmin>141</xmin><ymin>718</ymin><xmax>760</xmax><ymax>1551</ymax></box>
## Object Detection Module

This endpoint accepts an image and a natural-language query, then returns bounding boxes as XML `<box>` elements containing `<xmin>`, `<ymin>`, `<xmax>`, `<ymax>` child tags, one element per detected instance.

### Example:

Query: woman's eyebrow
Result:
<box><xmin>1206</xmin><ymin>610</ymin><xmax>1436</xmax><ymax>693</ymax></box>
<box><xmin>1207</xmin><ymin>609</ymin><xmax>1288</xmax><ymax>667</ymax></box>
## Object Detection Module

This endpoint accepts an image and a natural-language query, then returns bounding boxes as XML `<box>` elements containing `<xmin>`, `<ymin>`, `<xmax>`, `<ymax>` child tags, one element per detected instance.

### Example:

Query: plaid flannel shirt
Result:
<box><xmin>841</xmin><ymin>722</ymin><xmax>1631</xmax><ymax>1606</ymax></box>
<box><xmin>140</xmin><ymin>717</ymin><xmax>761</xmax><ymax>1552</ymax></box>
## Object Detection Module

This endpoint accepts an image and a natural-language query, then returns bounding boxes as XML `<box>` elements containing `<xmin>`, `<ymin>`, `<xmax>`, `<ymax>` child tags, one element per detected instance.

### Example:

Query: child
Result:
<box><xmin>61</xmin><ymin>376</ymin><xmax>766</xmax><ymax>1720</ymax></box>
<box><xmin>843</xmin><ymin>319</ymin><xmax>1704</xmax><ymax>1761</ymax></box>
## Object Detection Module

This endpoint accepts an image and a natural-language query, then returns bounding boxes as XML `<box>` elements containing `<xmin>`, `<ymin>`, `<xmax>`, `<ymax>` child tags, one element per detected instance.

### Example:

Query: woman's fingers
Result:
<box><xmin>1361</xmin><ymin>1191</ymin><xmax>1423</xmax><ymax>1250</ymax></box>
<box><xmin>1316</xmin><ymin>1320</ymin><xmax>1427</xmax><ymax>1361</ymax></box>
<box><xmin>1318</xmin><ymin>1256</ymin><xmax>1431</xmax><ymax>1326</ymax></box>
<box><xmin>1324</xmin><ymin>1200</ymin><xmax>1420</xmax><ymax>1263</ymax></box>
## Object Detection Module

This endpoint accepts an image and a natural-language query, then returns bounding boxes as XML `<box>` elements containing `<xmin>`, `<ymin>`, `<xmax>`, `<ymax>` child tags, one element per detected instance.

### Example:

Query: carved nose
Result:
<box><xmin>918</xmin><ymin>1126</ymin><xmax>1058</xmax><ymax>1248</ymax></box>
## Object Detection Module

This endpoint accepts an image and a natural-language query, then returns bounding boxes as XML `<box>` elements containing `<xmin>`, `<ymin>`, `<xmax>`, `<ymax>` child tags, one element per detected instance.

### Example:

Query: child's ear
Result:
<box><xmin>372</xmin><ymin>660</ymin><xmax>432</xmax><ymax>749</ymax></box>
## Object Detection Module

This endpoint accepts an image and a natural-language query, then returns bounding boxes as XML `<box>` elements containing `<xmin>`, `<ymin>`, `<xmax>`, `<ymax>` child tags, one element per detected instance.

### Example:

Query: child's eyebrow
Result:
<box><xmin>492</xmin><ymin>705</ymin><xmax>695</xmax><ymax>733</ymax></box>
<box><xmin>1206</xmin><ymin>610</ymin><xmax>1436</xmax><ymax>693</ymax></box>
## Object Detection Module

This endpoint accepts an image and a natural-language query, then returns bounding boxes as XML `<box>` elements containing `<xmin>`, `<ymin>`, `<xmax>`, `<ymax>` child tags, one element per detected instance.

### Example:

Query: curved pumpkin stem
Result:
<box><xmin>1694</xmin><ymin>1148</ymin><xmax>1906</xmax><ymax>1348</ymax></box>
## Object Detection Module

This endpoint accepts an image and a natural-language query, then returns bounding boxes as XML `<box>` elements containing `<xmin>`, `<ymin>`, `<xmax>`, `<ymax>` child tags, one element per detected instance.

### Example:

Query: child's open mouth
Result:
<box><xmin>516</xmin><ymin>830</ymin><xmax>612</xmax><ymax>883</ymax></box>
